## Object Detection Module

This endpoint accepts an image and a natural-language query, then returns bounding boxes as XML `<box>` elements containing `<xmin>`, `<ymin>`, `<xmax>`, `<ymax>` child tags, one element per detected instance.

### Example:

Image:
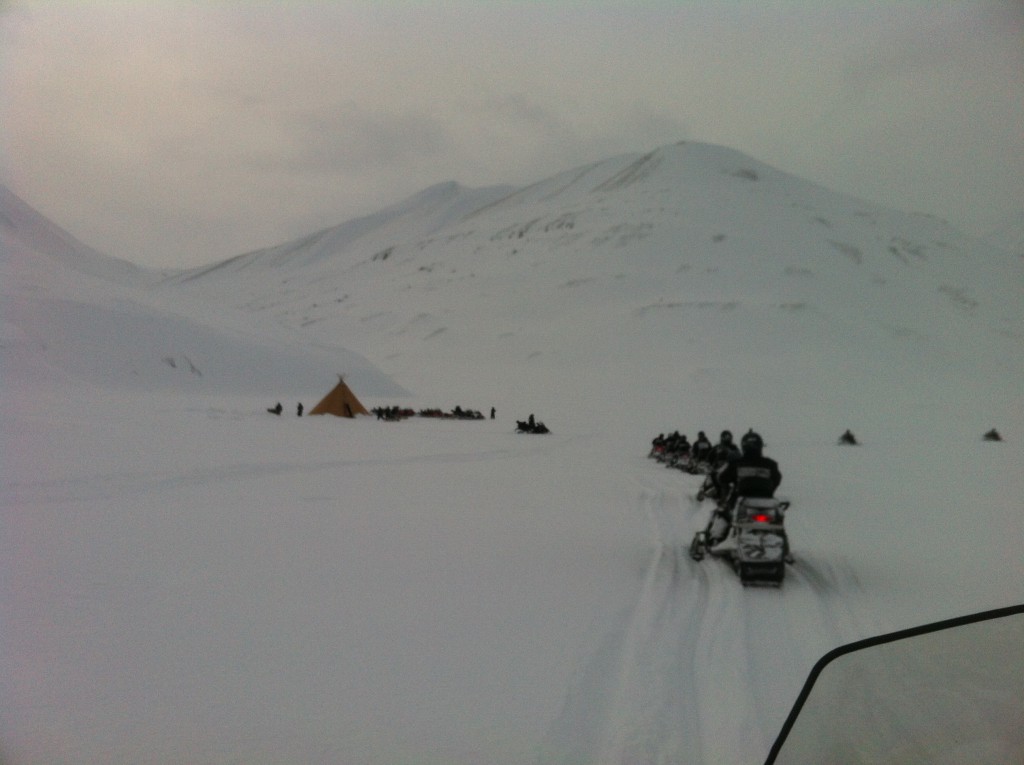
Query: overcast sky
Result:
<box><xmin>2</xmin><ymin>1</ymin><xmax>1022</xmax><ymax>269</ymax></box>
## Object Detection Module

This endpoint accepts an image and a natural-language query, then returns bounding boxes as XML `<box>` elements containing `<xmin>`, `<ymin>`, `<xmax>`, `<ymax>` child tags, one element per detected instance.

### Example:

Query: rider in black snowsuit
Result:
<box><xmin>719</xmin><ymin>434</ymin><xmax>781</xmax><ymax>500</ymax></box>
<box><xmin>706</xmin><ymin>430</ymin><xmax>781</xmax><ymax>546</ymax></box>
<box><xmin>710</xmin><ymin>430</ymin><xmax>739</xmax><ymax>465</ymax></box>
<box><xmin>707</xmin><ymin>430</ymin><xmax>741</xmax><ymax>497</ymax></box>
<box><xmin>691</xmin><ymin>431</ymin><xmax>713</xmax><ymax>465</ymax></box>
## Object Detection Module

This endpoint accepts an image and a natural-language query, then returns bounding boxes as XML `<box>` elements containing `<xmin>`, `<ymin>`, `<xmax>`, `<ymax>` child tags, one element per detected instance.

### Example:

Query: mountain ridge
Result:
<box><xmin>0</xmin><ymin>185</ymin><xmax>404</xmax><ymax>396</ymax></box>
<box><xmin>165</xmin><ymin>180</ymin><xmax>518</xmax><ymax>283</ymax></box>
<box><xmin>148</xmin><ymin>141</ymin><xmax>1021</xmax><ymax>440</ymax></box>
<box><xmin>166</xmin><ymin>140</ymin><xmax>1021</xmax><ymax>356</ymax></box>
<box><xmin>0</xmin><ymin>183</ymin><xmax>141</xmax><ymax>282</ymax></box>
<box><xmin>4</xmin><ymin>142</ymin><xmax>1021</xmax><ymax>428</ymax></box>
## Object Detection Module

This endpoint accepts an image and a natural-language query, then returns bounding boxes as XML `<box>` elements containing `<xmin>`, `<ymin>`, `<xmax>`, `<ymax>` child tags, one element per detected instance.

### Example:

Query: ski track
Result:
<box><xmin>591</xmin><ymin>478</ymin><xmax>703</xmax><ymax>765</ymax></box>
<box><xmin>544</xmin><ymin>458</ymin><xmax>877</xmax><ymax>765</ymax></box>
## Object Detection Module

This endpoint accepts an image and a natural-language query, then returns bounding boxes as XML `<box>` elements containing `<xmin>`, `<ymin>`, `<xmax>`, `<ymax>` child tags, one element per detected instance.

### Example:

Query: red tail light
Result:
<box><xmin>752</xmin><ymin>513</ymin><xmax>773</xmax><ymax>523</ymax></box>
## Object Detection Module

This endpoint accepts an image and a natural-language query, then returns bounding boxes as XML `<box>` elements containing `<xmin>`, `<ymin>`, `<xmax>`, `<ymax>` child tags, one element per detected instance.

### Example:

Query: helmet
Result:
<box><xmin>720</xmin><ymin>430</ymin><xmax>733</xmax><ymax>444</ymax></box>
<box><xmin>741</xmin><ymin>430</ymin><xmax>763</xmax><ymax>456</ymax></box>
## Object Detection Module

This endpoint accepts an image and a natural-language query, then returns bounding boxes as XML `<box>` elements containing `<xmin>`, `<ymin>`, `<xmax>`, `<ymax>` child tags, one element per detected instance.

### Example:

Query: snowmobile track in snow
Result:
<box><xmin>542</xmin><ymin>461</ymin><xmax>888</xmax><ymax>764</ymax></box>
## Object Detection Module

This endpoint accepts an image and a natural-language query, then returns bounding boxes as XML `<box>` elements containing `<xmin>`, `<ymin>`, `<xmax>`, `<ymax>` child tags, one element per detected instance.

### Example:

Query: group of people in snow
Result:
<box><xmin>268</xmin><ymin>402</ymin><xmax>508</xmax><ymax>424</ymax></box>
<box><xmin>372</xmin><ymin>405</ymin><xmax>495</xmax><ymax>421</ymax></box>
<box><xmin>650</xmin><ymin>428</ymin><xmax>782</xmax><ymax>552</ymax></box>
<box><xmin>649</xmin><ymin>429</ymin><xmax>719</xmax><ymax>470</ymax></box>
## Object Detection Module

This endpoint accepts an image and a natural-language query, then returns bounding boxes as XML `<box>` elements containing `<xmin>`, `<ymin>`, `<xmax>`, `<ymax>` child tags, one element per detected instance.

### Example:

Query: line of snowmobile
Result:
<box><xmin>648</xmin><ymin>436</ymin><xmax>793</xmax><ymax>587</ymax></box>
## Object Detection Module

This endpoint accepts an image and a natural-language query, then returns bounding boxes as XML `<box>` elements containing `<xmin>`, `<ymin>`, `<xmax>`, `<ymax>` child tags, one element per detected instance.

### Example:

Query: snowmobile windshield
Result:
<box><xmin>765</xmin><ymin>604</ymin><xmax>1024</xmax><ymax>764</ymax></box>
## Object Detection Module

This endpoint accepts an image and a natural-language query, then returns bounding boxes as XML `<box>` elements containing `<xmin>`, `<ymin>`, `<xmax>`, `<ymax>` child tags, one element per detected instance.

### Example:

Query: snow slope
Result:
<box><xmin>983</xmin><ymin>212</ymin><xmax>1024</xmax><ymax>258</ymax></box>
<box><xmin>0</xmin><ymin>184</ymin><xmax>404</xmax><ymax>397</ymax></box>
<box><xmin>2</xmin><ymin>144</ymin><xmax>1022</xmax><ymax>764</ymax></box>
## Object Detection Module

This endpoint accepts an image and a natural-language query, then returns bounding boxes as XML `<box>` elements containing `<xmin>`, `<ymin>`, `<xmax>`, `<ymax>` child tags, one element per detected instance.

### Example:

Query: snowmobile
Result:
<box><xmin>672</xmin><ymin>455</ymin><xmax>709</xmax><ymax>475</ymax></box>
<box><xmin>695</xmin><ymin>465</ymin><xmax>726</xmax><ymax>501</ymax></box>
<box><xmin>649</xmin><ymin>444</ymin><xmax>675</xmax><ymax>463</ymax></box>
<box><xmin>516</xmin><ymin>419</ymin><xmax>549</xmax><ymax>434</ymax></box>
<box><xmin>690</xmin><ymin>496</ymin><xmax>792</xmax><ymax>586</ymax></box>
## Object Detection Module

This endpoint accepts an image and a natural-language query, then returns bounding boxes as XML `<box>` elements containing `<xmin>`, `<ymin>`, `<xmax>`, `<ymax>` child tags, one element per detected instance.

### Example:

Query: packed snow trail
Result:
<box><xmin>540</xmin><ymin>459</ymin><xmax>883</xmax><ymax>765</ymax></box>
<box><xmin>593</xmin><ymin>483</ymin><xmax>704</xmax><ymax>764</ymax></box>
<box><xmin>539</xmin><ymin>471</ymin><xmax>705</xmax><ymax>764</ymax></box>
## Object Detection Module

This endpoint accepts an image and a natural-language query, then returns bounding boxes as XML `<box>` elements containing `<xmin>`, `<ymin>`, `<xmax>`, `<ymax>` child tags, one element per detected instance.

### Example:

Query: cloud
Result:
<box><xmin>285</xmin><ymin>105</ymin><xmax>453</xmax><ymax>174</ymax></box>
<box><xmin>1</xmin><ymin>1</ymin><xmax>1021</xmax><ymax>267</ymax></box>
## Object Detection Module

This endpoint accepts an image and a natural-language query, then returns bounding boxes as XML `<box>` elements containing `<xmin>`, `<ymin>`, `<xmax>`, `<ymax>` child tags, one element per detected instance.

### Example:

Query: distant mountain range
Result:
<box><xmin>3</xmin><ymin>142</ymin><xmax>1021</xmax><ymax>433</ymax></box>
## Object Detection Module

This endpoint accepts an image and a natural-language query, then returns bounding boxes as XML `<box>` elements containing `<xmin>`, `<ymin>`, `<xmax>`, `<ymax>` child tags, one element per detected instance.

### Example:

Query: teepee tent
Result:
<box><xmin>308</xmin><ymin>376</ymin><xmax>370</xmax><ymax>418</ymax></box>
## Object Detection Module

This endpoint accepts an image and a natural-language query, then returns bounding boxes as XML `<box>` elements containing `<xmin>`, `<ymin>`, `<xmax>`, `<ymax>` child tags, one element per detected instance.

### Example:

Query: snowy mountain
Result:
<box><xmin>166</xmin><ymin>180</ymin><xmax>517</xmax><ymax>280</ymax></box>
<box><xmin>167</xmin><ymin>141</ymin><xmax>1023</xmax><ymax>438</ymax></box>
<box><xmin>2</xmin><ymin>143</ymin><xmax>1022</xmax><ymax>765</ymax></box>
<box><xmin>0</xmin><ymin>183</ymin><xmax>140</xmax><ymax>282</ymax></box>
<box><xmin>0</xmin><ymin>184</ymin><xmax>403</xmax><ymax>395</ymax></box>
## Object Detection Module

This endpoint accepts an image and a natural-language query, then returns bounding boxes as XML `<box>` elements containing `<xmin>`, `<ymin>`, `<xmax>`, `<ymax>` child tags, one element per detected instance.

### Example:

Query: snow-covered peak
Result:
<box><xmin>166</xmin><ymin>181</ymin><xmax>517</xmax><ymax>282</ymax></box>
<box><xmin>0</xmin><ymin>183</ymin><xmax>139</xmax><ymax>280</ymax></box>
